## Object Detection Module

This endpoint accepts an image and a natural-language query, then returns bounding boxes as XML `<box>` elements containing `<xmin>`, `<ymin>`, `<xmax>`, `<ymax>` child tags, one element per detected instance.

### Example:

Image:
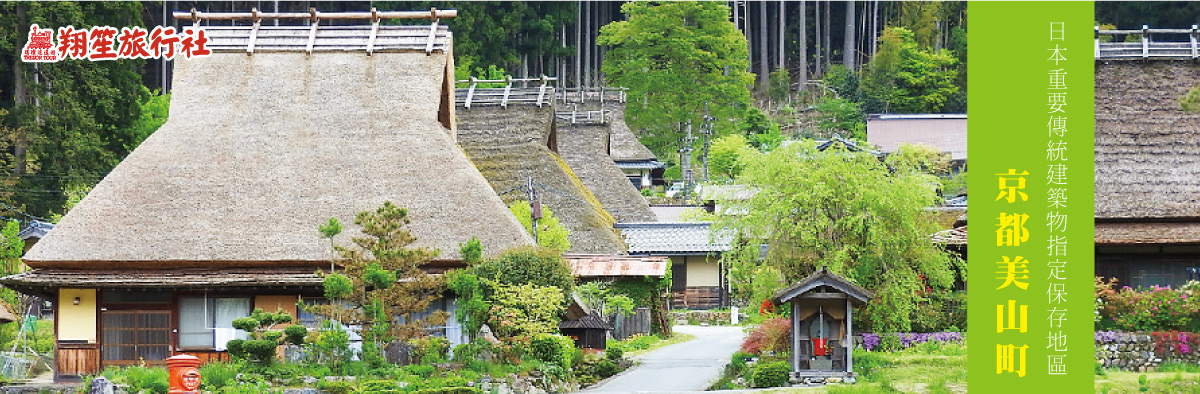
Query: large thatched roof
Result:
<box><xmin>608</xmin><ymin>106</ymin><xmax>656</xmax><ymax>162</ymax></box>
<box><xmin>558</xmin><ymin>120</ymin><xmax>655</xmax><ymax>222</ymax></box>
<box><xmin>1096</xmin><ymin>62</ymin><xmax>1200</xmax><ymax>221</ymax></box>
<box><xmin>22</xmin><ymin>51</ymin><xmax>532</xmax><ymax>269</ymax></box>
<box><xmin>456</xmin><ymin>105</ymin><xmax>627</xmax><ymax>254</ymax></box>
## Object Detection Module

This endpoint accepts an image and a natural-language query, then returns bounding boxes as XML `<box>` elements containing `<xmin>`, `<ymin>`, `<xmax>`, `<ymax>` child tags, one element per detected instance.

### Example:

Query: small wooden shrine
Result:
<box><xmin>771</xmin><ymin>267</ymin><xmax>873</xmax><ymax>383</ymax></box>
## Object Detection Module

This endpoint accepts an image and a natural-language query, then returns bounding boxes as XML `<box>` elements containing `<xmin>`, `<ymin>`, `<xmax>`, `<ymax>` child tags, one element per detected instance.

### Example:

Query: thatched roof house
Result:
<box><xmin>5</xmin><ymin>19</ymin><xmax>532</xmax><ymax>378</ymax></box>
<box><xmin>1095</xmin><ymin>61</ymin><xmax>1200</xmax><ymax>288</ymax></box>
<box><xmin>456</xmin><ymin>105</ymin><xmax>627</xmax><ymax>254</ymax></box>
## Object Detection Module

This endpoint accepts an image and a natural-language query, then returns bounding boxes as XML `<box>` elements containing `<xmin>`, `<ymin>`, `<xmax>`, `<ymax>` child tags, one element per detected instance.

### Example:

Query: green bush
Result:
<box><xmin>470</xmin><ymin>246</ymin><xmax>576</xmax><ymax>303</ymax></box>
<box><xmin>412</xmin><ymin>388</ymin><xmax>482</xmax><ymax>394</ymax></box>
<box><xmin>199</xmin><ymin>361</ymin><xmax>241</xmax><ymax>390</ymax></box>
<box><xmin>1181</xmin><ymin>85</ymin><xmax>1200</xmax><ymax>113</ymax></box>
<box><xmin>530</xmin><ymin>333</ymin><xmax>575</xmax><ymax>368</ymax></box>
<box><xmin>410</xmin><ymin>336</ymin><xmax>451</xmax><ymax>364</ymax></box>
<box><xmin>102</xmin><ymin>365</ymin><xmax>168</xmax><ymax>394</ymax></box>
<box><xmin>318</xmin><ymin>380</ymin><xmax>356</xmax><ymax>394</ymax></box>
<box><xmin>605</xmin><ymin>347</ymin><xmax>624</xmax><ymax>361</ymax></box>
<box><xmin>284</xmin><ymin>325</ymin><xmax>307</xmax><ymax>345</ymax></box>
<box><xmin>751</xmin><ymin>361</ymin><xmax>791</xmax><ymax>388</ymax></box>
<box><xmin>227</xmin><ymin>339</ymin><xmax>279</xmax><ymax>363</ymax></box>
<box><xmin>354</xmin><ymin>380</ymin><xmax>404</xmax><ymax>394</ymax></box>
<box><xmin>401</xmin><ymin>364</ymin><xmax>436</xmax><ymax>379</ymax></box>
<box><xmin>593</xmin><ymin>359</ymin><xmax>619</xmax><ymax>377</ymax></box>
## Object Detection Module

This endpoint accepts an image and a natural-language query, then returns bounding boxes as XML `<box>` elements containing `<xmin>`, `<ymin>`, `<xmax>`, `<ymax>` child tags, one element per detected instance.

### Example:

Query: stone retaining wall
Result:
<box><xmin>1095</xmin><ymin>331</ymin><xmax>1200</xmax><ymax>371</ymax></box>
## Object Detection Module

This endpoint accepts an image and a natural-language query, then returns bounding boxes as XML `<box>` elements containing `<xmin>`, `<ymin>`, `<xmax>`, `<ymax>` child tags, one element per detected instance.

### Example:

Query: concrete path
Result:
<box><xmin>586</xmin><ymin>325</ymin><xmax>748</xmax><ymax>393</ymax></box>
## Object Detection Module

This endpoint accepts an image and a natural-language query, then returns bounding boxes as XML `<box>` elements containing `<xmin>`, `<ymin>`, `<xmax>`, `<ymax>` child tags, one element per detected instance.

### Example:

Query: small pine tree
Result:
<box><xmin>309</xmin><ymin>202</ymin><xmax>446</xmax><ymax>367</ymax></box>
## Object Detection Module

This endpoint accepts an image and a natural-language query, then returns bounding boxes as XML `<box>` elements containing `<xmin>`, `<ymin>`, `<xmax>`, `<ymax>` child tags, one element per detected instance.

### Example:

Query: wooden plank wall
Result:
<box><xmin>56</xmin><ymin>344</ymin><xmax>99</xmax><ymax>377</ymax></box>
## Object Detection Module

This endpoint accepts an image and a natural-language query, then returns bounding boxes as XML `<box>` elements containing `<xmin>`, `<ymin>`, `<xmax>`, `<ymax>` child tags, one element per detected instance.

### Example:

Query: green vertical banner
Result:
<box><xmin>969</xmin><ymin>2</ymin><xmax>1094</xmax><ymax>392</ymax></box>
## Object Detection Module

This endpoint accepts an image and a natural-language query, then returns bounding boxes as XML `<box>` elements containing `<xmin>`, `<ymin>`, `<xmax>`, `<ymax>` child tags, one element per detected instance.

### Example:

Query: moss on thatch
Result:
<box><xmin>457</xmin><ymin>105</ymin><xmax>627</xmax><ymax>254</ymax></box>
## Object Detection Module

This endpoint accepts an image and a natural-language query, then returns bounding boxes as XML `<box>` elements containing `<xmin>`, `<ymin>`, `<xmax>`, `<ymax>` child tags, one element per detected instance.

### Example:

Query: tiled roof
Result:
<box><xmin>17</xmin><ymin>220</ymin><xmax>52</xmax><ymax>240</ymax></box>
<box><xmin>615</xmin><ymin>222</ymin><xmax>732</xmax><ymax>254</ymax></box>
<box><xmin>565</xmin><ymin>254</ymin><xmax>668</xmax><ymax>277</ymax></box>
<box><xmin>614</xmin><ymin>160</ymin><xmax>666</xmax><ymax>170</ymax></box>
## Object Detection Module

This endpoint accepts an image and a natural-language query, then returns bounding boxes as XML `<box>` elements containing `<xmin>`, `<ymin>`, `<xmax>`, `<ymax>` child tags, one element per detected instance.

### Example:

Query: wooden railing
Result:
<box><xmin>555</xmin><ymin>108</ymin><xmax>610</xmax><ymax>125</ymax></box>
<box><xmin>454</xmin><ymin>76</ymin><xmax>556</xmax><ymax>108</ymax></box>
<box><xmin>1096</xmin><ymin>25</ymin><xmax>1200</xmax><ymax>60</ymax></box>
<box><xmin>174</xmin><ymin>8</ymin><xmax>455</xmax><ymax>55</ymax></box>
<box><xmin>556</xmin><ymin>87</ymin><xmax>628</xmax><ymax>106</ymax></box>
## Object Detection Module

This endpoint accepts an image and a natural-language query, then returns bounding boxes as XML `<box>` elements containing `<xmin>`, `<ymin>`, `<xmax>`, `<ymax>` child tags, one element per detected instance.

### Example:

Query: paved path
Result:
<box><xmin>586</xmin><ymin>325</ymin><xmax>748</xmax><ymax>393</ymax></box>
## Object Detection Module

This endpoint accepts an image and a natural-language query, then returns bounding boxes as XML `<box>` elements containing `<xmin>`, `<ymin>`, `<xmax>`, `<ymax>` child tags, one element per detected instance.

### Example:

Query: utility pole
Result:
<box><xmin>701</xmin><ymin>103</ymin><xmax>715</xmax><ymax>183</ymax></box>
<box><xmin>679</xmin><ymin>121</ymin><xmax>696</xmax><ymax>198</ymax></box>
<box><xmin>527</xmin><ymin>175</ymin><xmax>541</xmax><ymax>244</ymax></box>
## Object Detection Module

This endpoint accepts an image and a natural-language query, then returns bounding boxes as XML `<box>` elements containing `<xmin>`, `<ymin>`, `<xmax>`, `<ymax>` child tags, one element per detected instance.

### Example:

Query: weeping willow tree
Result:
<box><xmin>715</xmin><ymin>141</ymin><xmax>962</xmax><ymax>333</ymax></box>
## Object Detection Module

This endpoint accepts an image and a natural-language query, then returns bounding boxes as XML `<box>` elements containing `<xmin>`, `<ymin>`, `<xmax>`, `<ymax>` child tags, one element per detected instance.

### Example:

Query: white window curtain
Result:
<box><xmin>178</xmin><ymin>296</ymin><xmax>251</xmax><ymax>350</ymax></box>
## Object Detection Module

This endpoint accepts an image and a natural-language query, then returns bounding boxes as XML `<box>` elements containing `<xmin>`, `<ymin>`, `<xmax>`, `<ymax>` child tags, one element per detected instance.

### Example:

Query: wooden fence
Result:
<box><xmin>1096</xmin><ymin>25</ymin><xmax>1200</xmax><ymax>60</ymax></box>
<box><xmin>556</xmin><ymin>87</ymin><xmax>628</xmax><ymax>106</ymax></box>
<box><xmin>612</xmin><ymin>307</ymin><xmax>652</xmax><ymax>340</ymax></box>
<box><xmin>455</xmin><ymin>76</ymin><xmax>557</xmax><ymax>108</ymax></box>
<box><xmin>175</xmin><ymin>8</ymin><xmax>455</xmax><ymax>55</ymax></box>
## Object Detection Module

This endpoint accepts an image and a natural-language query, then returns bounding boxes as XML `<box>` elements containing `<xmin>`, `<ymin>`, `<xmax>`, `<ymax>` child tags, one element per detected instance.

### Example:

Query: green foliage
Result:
<box><xmin>1</xmin><ymin>219</ymin><xmax>24</xmax><ymax>273</ymax></box>
<box><xmin>823</xmin><ymin>64</ymin><xmax>861</xmax><ymax>102</ymax></box>
<box><xmin>1181</xmin><ymin>85</ymin><xmax>1200</xmax><ymax>113</ymax></box>
<box><xmin>101</xmin><ymin>366</ymin><xmax>168</xmax><ymax>394</ymax></box>
<box><xmin>606</xmin><ymin>347</ymin><xmax>624</xmax><ymax>361</ymax></box>
<box><xmin>409</xmin><ymin>336</ymin><xmax>451</xmax><ymax>364</ymax></box>
<box><xmin>425</xmin><ymin>2</ymin><xmax>574</xmax><ymax>75</ymax></box>
<box><xmin>226</xmin><ymin>309</ymin><xmax>299</xmax><ymax>364</ymax></box>
<box><xmin>0</xmin><ymin>2</ymin><xmax>147</xmax><ymax>214</ymax></box>
<box><xmin>305</xmin><ymin>320</ymin><xmax>353</xmax><ymax>373</ymax></box>
<box><xmin>768</xmin><ymin>69</ymin><xmax>791</xmax><ymax>102</ymax></box>
<box><xmin>751</xmin><ymin>361</ymin><xmax>791</xmax><ymax>388</ymax></box>
<box><xmin>530</xmin><ymin>333</ymin><xmax>575</xmax><ymax>369</ymax></box>
<box><xmin>311</xmin><ymin>201</ymin><xmax>446</xmax><ymax>368</ymax></box>
<box><xmin>709</xmin><ymin>134</ymin><xmax>755</xmax><ymax>180</ymax></box>
<box><xmin>324</xmin><ymin>274</ymin><xmax>353</xmax><ymax>299</ymax></box>
<box><xmin>716</xmin><ymin>142</ymin><xmax>961</xmax><ymax>332</ymax></box>
<box><xmin>812</xmin><ymin>97</ymin><xmax>866</xmax><ymax>140</ymax></box>
<box><xmin>886</xmin><ymin>143</ymin><xmax>951</xmax><ymax>176</ymax></box>
<box><xmin>575</xmin><ymin>281</ymin><xmax>636</xmax><ymax>316</ymax></box>
<box><xmin>458</xmin><ymin>236</ymin><xmax>483</xmax><ymax>265</ymax></box>
<box><xmin>446</xmin><ymin>270</ymin><xmax>488</xmax><ymax>339</ymax></box>
<box><xmin>471</xmin><ymin>246</ymin><xmax>575</xmax><ymax>303</ymax></box>
<box><xmin>1096</xmin><ymin>282</ymin><xmax>1200</xmax><ymax>332</ymax></box>
<box><xmin>508</xmin><ymin>201</ymin><xmax>571</xmax><ymax>252</ymax></box>
<box><xmin>598</xmin><ymin>1</ymin><xmax>754</xmax><ymax>158</ymax></box>
<box><xmin>739</xmin><ymin>107</ymin><xmax>782</xmax><ymax>151</ymax></box>
<box><xmin>319</xmin><ymin>218</ymin><xmax>343</xmax><ymax>239</ymax></box>
<box><xmin>487</xmin><ymin>284</ymin><xmax>565</xmax><ymax>338</ymax></box>
<box><xmin>860</xmin><ymin>27</ymin><xmax>960</xmax><ymax>114</ymax></box>
<box><xmin>199</xmin><ymin>361</ymin><xmax>242</xmax><ymax>391</ymax></box>
<box><xmin>125</xmin><ymin>87</ymin><xmax>170</xmax><ymax>151</ymax></box>
<box><xmin>412</xmin><ymin>388</ymin><xmax>482</xmax><ymax>394</ymax></box>
<box><xmin>284</xmin><ymin>325</ymin><xmax>307</xmax><ymax>345</ymax></box>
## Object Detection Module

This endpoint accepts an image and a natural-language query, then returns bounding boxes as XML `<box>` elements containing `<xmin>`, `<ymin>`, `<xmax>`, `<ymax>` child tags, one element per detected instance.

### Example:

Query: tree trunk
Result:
<box><xmin>799</xmin><ymin>0</ymin><xmax>808</xmax><ymax>88</ymax></box>
<box><xmin>12</xmin><ymin>3</ymin><xmax>28</xmax><ymax>175</ymax></box>
<box><xmin>871</xmin><ymin>1</ymin><xmax>878</xmax><ymax>58</ymax></box>
<box><xmin>575</xmin><ymin>2</ymin><xmax>582</xmax><ymax>89</ymax></box>
<box><xmin>823</xmin><ymin>1</ymin><xmax>831</xmax><ymax>73</ymax></box>
<box><xmin>814</xmin><ymin>0</ymin><xmax>822</xmax><ymax>78</ymax></box>
<box><xmin>778</xmin><ymin>1</ymin><xmax>786</xmax><ymax>70</ymax></box>
<box><xmin>844</xmin><ymin>1</ymin><xmax>855</xmax><ymax>69</ymax></box>
<box><xmin>583</xmin><ymin>0</ymin><xmax>591</xmax><ymax>87</ymax></box>
<box><xmin>757</xmin><ymin>0</ymin><xmax>769</xmax><ymax>91</ymax></box>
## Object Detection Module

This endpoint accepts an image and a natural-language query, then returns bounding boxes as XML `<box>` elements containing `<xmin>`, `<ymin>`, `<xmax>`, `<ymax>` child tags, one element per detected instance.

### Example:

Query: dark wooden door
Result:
<box><xmin>100</xmin><ymin>310</ymin><xmax>172</xmax><ymax>367</ymax></box>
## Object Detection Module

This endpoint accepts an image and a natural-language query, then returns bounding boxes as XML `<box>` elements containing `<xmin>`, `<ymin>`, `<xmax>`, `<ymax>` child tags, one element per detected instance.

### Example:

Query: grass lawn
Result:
<box><xmin>715</xmin><ymin>341</ymin><xmax>967</xmax><ymax>393</ymax></box>
<box><xmin>1095</xmin><ymin>364</ymin><xmax>1200</xmax><ymax>393</ymax></box>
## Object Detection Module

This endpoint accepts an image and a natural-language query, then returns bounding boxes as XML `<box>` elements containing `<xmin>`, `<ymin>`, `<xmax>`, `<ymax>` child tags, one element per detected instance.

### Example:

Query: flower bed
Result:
<box><xmin>860</xmin><ymin>332</ymin><xmax>963</xmax><ymax>352</ymax></box>
<box><xmin>1095</xmin><ymin>279</ymin><xmax>1200</xmax><ymax>332</ymax></box>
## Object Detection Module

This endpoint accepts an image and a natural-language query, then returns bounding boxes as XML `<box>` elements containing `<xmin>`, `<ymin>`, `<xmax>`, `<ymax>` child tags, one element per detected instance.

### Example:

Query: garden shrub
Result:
<box><xmin>410</xmin><ymin>336</ymin><xmax>451</xmax><ymax>364</ymax></box>
<box><xmin>1095</xmin><ymin>280</ymin><xmax>1200</xmax><ymax>332</ymax></box>
<box><xmin>471</xmin><ymin>246</ymin><xmax>576</xmax><ymax>303</ymax></box>
<box><xmin>402</xmin><ymin>364</ymin><xmax>436</xmax><ymax>379</ymax></box>
<box><xmin>354</xmin><ymin>380</ymin><xmax>403</xmax><ymax>394</ymax></box>
<box><xmin>306</xmin><ymin>320</ymin><xmax>353</xmax><ymax>372</ymax></box>
<box><xmin>593</xmin><ymin>359</ymin><xmax>619</xmax><ymax>377</ymax></box>
<box><xmin>605</xmin><ymin>347</ymin><xmax>624</xmax><ymax>361</ymax></box>
<box><xmin>199</xmin><ymin>361</ymin><xmax>241</xmax><ymax>391</ymax></box>
<box><xmin>740</xmin><ymin>318</ymin><xmax>790</xmax><ymax>354</ymax></box>
<box><xmin>530</xmin><ymin>333</ymin><xmax>575</xmax><ymax>368</ymax></box>
<box><xmin>102</xmin><ymin>365</ymin><xmax>168</xmax><ymax>394</ymax></box>
<box><xmin>751</xmin><ymin>361</ymin><xmax>791</xmax><ymax>388</ymax></box>
<box><xmin>487</xmin><ymin>284</ymin><xmax>565</xmax><ymax>338</ymax></box>
<box><xmin>318</xmin><ymin>380</ymin><xmax>356</xmax><ymax>394</ymax></box>
<box><xmin>412</xmin><ymin>388</ymin><xmax>482</xmax><ymax>394</ymax></box>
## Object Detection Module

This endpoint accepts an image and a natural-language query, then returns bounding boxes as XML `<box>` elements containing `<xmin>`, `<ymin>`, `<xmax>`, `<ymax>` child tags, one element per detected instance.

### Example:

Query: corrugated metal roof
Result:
<box><xmin>615</xmin><ymin>222</ymin><xmax>732</xmax><ymax>254</ymax></box>
<box><xmin>565</xmin><ymin>254</ymin><xmax>668</xmax><ymax>277</ymax></box>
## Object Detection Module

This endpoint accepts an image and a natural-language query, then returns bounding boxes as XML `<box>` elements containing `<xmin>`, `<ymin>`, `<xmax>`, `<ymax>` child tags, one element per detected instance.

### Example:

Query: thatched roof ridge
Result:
<box><xmin>22</xmin><ymin>52</ymin><xmax>532</xmax><ymax>268</ymax></box>
<box><xmin>608</xmin><ymin>106</ymin><xmax>656</xmax><ymax>162</ymax></box>
<box><xmin>456</xmin><ymin>105</ymin><xmax>627</xmax><ymax>254</ymax></box>
<box><xmin>1096</xmin><ymin>61</ymin><xmax>1200</xmax><ymax>220</ymax></box>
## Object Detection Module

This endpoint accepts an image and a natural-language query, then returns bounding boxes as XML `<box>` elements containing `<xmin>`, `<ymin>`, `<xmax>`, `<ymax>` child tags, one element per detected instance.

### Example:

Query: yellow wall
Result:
<box><xmin>686</xmin><ymin>256</ymin><xmax>721</xmax><ymax>287</ymax></box>
<box><xmin>58</xmin><ymin>289</ymin><xmax>97</xmax><ymax>343</ymax></box>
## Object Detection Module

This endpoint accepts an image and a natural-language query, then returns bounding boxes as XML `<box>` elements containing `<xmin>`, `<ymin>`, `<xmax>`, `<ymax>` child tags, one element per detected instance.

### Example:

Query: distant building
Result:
<box><xmin>866</xmin><ymin>114</ymin><xmax>967</xmax><ymax>170</ymax></box>
<box><xmin>616</xmin><ymin>222</ymin><xmax>732</xmax><ymax>309</ymax></box>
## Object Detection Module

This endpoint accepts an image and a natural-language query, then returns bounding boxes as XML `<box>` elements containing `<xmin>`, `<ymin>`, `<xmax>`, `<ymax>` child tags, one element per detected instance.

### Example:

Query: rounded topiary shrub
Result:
<box><xmin>752</xmin><ymin>361</ymin><xmax>791</xmax><ymax>388</ymax></box>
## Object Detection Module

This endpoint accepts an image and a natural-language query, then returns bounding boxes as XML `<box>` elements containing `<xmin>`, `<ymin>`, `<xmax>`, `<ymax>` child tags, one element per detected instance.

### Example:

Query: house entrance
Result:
<box><xmin>100</xmin><ymin>310</ymin><xmax>171</xmax><ymax>367</ymax></box>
